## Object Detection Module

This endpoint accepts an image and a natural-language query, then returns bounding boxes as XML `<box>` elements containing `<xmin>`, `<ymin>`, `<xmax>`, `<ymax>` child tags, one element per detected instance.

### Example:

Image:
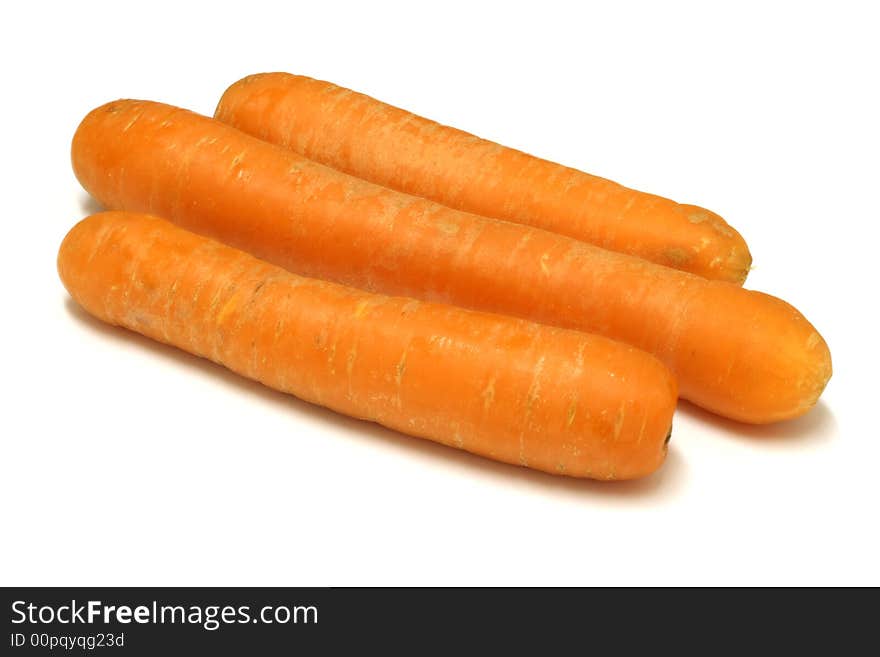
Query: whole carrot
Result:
<box><xmin>71</xmin><ymin>100</ymin><xmax>831</xmax><ymax>423</ymax></box>
<box><xmin>215</xmin><ymin>72</ymin><xmax>752</xmax><ymax>283</ymax></box>
<box><xmin>59</xmin><ymin>212</ymin><xmax>676</xmax><ymax>480</ymax></box>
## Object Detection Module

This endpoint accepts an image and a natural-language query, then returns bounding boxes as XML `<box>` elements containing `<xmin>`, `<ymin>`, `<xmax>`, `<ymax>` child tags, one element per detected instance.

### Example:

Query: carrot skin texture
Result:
<box><xmin>215</xmin><ymin>72</ymin><xmax>752</xmax><ymax>284</ymax></box>
<box><xmin>71</xmin><ymin>101</ymin><xmax>832</xmax><ymax>423</ymax></box>
<box><xmin>58</xmin><ymin>212</ymin><xmax>676</xmax><ymax>480</ymax></box>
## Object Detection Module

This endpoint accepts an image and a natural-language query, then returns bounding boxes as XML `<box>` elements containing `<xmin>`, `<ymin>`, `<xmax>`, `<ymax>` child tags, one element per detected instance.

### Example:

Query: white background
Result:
<box><xmin>2</xmin><ymin>1</ymin><xmax>877</xmax><ymax>586</ymax></box>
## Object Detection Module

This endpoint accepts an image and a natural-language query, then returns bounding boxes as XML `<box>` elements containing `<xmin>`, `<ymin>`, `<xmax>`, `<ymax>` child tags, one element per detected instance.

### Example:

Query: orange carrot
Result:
<box><xmin>59</xmin><ymin>211</ymin><xmax>677</xmax><ymax>480</ymax></box>
<box><xmin>71</xmin><ymin>100</ymin><xmax>832</xmax><ymax>423</ymax></box>
<box><xmin>215</xmin><ymin>72</ymin><xmax>752</xmax><ymax>283</ymax></box>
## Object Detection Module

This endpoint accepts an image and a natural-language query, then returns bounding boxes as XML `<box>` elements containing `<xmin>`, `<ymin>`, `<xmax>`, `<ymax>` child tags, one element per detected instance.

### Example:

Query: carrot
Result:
<box><xmin>71</xmin><ymin>100</ymin><xmax>832</xmax><ymax>424</ymax></box>
<box><xmin>59</xmin><ymin>211</ymin><xmax>677</xmax><ymax>480</ymax></box>
<box><xmin>215</xmin><ymin>72</ymin><xmax>752</xmax><ymax>284</ymax></box>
